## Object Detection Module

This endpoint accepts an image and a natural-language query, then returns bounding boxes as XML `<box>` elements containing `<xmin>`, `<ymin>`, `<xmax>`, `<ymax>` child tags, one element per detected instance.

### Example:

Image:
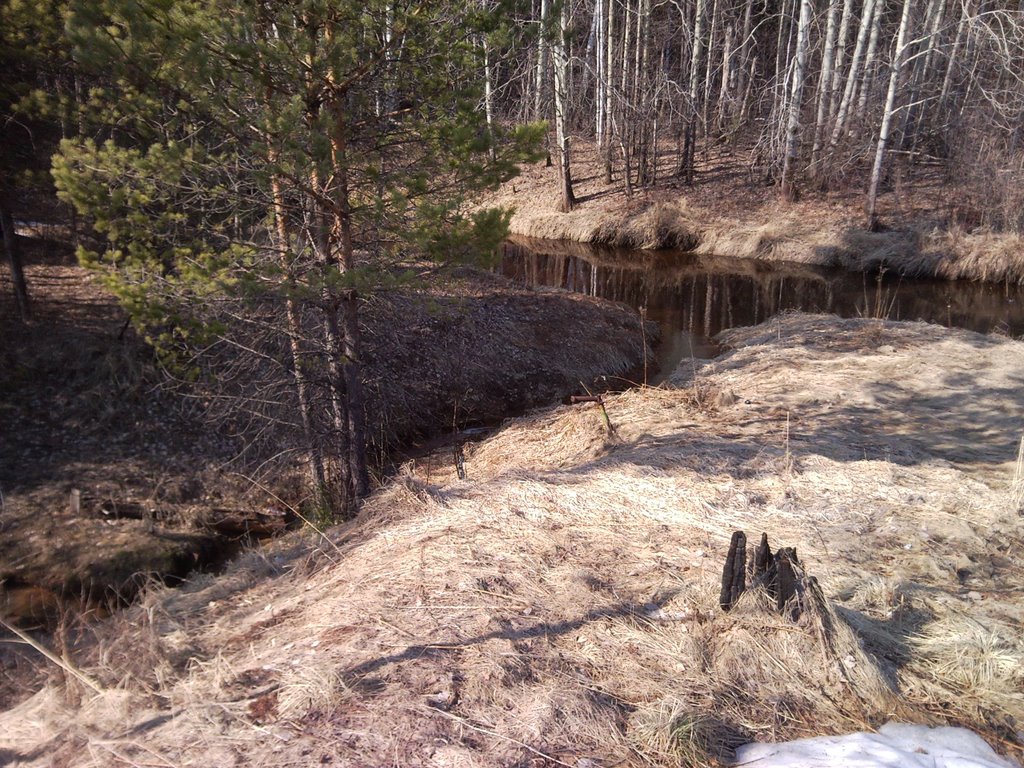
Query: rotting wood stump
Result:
<box><xmin>719</xmin><ymin>531</ymin><xmax>747</xmax><ymax>611</ymax></box>
<box><xmin>719</xmin><ymin>531</ymin><xmax>813</xmax><ymax>619</ymax></box>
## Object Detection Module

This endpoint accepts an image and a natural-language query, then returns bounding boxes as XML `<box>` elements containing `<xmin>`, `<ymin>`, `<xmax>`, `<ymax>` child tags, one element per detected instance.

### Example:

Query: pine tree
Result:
<box><xmin>0</xmin><ymin>0</ymin><xmax>78</xmax><ymax>320</ymax></box>
<box><xmin>53</xmin><ymin>0</ymin><xmax>543</xmax><ymax>516</ymax></box>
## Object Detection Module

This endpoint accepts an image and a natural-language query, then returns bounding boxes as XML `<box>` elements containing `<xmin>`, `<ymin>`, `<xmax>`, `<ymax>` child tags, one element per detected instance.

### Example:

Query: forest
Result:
<box><xmin>4</xmin><ymin>0</ymin><xmax>1023</xmax><ymax>513</ymax></box>
<box><xmin>494</xmin><ymin>0</ymin><xmax>1024</xmax><ymax>222</ymax></box>
<box><xmin>3</xmin><ymin>2</ymin><xmax>1024</xmax><ymax>766</ymax></box>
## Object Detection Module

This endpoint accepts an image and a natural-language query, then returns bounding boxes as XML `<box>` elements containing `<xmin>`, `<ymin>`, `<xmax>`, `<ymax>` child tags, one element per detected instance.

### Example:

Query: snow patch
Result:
<box><xmin>735</xmin><ymin>723</ymin><xmax>1019</xmax><ymax>768</ymax></box>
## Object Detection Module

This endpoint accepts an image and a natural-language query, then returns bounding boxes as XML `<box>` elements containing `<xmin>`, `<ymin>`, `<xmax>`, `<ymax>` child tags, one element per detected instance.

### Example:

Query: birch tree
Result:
<box><xmin>552</xmin><ymin>0</ymin><xmax>577</xmax><ymax>211</ymax></box>
<box><xmin>780</xmin><ymin>0</ymin><xmax>812</xmax><ymax>200</ymax></box>
<box><xmin>679</xmin><ymin>0</ymin><xmax>707</xmax><ymax>184</ymax></box>
<box><xmin>866</xmin><ymin>0</ymin><xmax>914</xmax><ymax>226</ymax></box>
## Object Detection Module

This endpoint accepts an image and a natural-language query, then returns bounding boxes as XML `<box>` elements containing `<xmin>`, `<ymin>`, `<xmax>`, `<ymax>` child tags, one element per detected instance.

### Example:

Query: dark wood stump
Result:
<box><xmin>719</xmin><ymin>531</ymin><xmax>747</xmax><ymax>611</ymax></box>
<box><xmin>753</xmin><ymin>532</ymin><xmax>771</xmax><ymax>579</ymax></box>
<box><xmin>720</xmin><ymin>531</ymin><xmax>809</xmax><ymax>619</ymax></box>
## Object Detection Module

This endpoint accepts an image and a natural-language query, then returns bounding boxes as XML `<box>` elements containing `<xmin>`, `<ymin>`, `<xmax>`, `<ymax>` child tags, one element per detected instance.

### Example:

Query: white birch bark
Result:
<box><xmin>811</xmin><ymin>0</ymin><xmax>840</xmax><ymax>175</ymax></box>
<box><xmin>718</xmin><ymin>22</ymin><xmax>734</xmax><ymax>126</ymax></box>
<box><xmin>866</xmin><ymin>0</ymin><xmax>914</xmax><ymax>224</ymax></box>
<box><xmin>680</xmin><ymin>0</ymin><xmax>706</xmax><ymax>182</ymax></box>
<box><xmin>829</xmin><ymin>0</ymin><xmax>877</xmax><ymax>148</ymax></box>
<box><xmin>737</xmin><ymin>0</ymin><xmax>755</xmax><ymax>119</ymax></box>
<box><xmin>621</xmin><ymin>0</ymin><xmax>632</xmax><ymax>94</ymax></box>
<box><xmin>553</xmin><ymin>0</ymin><xmax>576</xmax><ymax>211</ymax></box>
<box><xmin>904</xmin><ymin>0</ymin><xmax>946</xmax><ymax>153</ymax></box>
<box><xmin>855</xmin><ymin>0</ymin><xmax>884</xmax><ymax>122</ymax></box>
<box><xmin>604</xmin><ymin>0</ymin><xmax>615</xmax><ymax>182</ymax></box>
<box><xmin>828</xmin><ymin>0</ymin><xmax>854</xmax><ymax>121</ymax></box>
<box><xmin>534</xmin><ymin>0</ymin><xmax>549</xmax><ymax>122</ymax></box>
<box><xmin>483</xmin><ymin>37</ymin><xmax>495</xmax><ymax>160</ymax></box>
<box><xmin>702</xmin><ymin>0</ymin><xmax>720</xmax><ymax>135</ymax></box>
<box><xmin>595</xmin><ymin>0</ymin><xmax>604</xmax><ymax>142</ymax></box>
<box><xmin>938</xmin><ymin>3</ymin><xmax>969</xmax><ymax>109</ymax></box>
<box><xmin>781</xmin><ymin>0</ymin><xmax>813</xmax><ymax>200</ymax></box>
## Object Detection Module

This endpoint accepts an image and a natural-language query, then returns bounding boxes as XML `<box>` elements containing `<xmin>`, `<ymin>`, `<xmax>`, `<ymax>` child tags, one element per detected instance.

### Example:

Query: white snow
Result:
<box><xmin>734</xmin><ymin>722</ymin><xmax>1020</xmax><ymax>768</ymax></box>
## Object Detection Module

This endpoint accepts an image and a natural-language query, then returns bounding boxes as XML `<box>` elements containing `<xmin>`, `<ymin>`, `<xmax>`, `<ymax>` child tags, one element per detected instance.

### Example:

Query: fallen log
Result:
<box><xmin>195</xmin><ymin>507</ymin><xmax>292</xmax><ymax>538</ymax></box>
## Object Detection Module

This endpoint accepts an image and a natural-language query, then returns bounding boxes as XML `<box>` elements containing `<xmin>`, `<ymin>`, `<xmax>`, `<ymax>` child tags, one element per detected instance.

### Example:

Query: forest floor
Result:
<box><xmin>0</xmin><ymin>227</ymin><xmax>650</xmax><ymax>704</ymax></box>
<box><xmin>486</xmin><ymin>139</ymin><xmax>1024</xmax><ymax>285</ymax></box>
<box><xmin>1</xmin><ymin>312</ymin><xmax>1022</xmax><ymax>767</ymax></box>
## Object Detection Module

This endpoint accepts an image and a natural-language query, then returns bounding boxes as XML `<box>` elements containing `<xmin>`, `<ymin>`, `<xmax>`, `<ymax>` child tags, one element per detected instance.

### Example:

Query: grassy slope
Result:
<box><xmin>0</xmin><ymin>240</ymin><xmax>649</xmax><ymax>660</ymax></box>
<box><xmin>2</xmin><ymin>313</ymin><xmax>1022</xmax><ymax>767</ymax></box>
<box><xmin>488</xmin><ymin>141</ymin><xmax>1024</xmax><ymax>285</ymax></box>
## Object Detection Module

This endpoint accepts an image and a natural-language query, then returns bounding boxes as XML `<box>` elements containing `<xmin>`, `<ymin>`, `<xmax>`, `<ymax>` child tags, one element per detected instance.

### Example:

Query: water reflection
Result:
<box><xmin>501</xmin><ymin>237</ymin><xmax>1024</xmax><ymax>382</ymax></box>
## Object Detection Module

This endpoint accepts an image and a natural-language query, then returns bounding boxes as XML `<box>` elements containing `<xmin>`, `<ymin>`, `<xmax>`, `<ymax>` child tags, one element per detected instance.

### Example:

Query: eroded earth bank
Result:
<box><xmin>0</xmin><ymin>248</ymin><xmax>651</xmax><ymax>664</ymax></box>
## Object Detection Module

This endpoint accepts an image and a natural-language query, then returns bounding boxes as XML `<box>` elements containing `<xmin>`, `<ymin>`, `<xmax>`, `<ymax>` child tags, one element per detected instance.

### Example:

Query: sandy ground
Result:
<box><xmin>488</xmin><ymin>140</ymin><xmax>1024</xmax><ymax>285</ymax></box>
<box><xmin>2</xmin><ymin>312</ymin><xmax>1021</xmax><ymax>767</ymax></box>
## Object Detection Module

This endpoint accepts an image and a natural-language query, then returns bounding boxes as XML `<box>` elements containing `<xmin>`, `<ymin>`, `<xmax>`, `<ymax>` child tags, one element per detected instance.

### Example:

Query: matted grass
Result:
<box><xmin>2</xmin><ymin>313</ymin><xmax>1023</xmax><ymax>766</ymax></box>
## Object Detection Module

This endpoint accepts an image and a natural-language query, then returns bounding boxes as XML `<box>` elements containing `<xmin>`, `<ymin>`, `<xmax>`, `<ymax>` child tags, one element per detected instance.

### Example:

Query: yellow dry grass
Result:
<box><xmin>490</xmin><ymin>155</ymin><xmax>1024</xmax><ymax>284</ymax></box>
<box><xmin>2</xmin><ymin>313</ymin><xmax>1023</xmax><ymax>767</ymax></box>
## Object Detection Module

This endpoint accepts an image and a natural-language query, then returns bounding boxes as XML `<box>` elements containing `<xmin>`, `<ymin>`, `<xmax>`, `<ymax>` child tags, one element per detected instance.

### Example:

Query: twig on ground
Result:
<box><xmin>0</xmin><ymin>616</ymin><xmax>105</xmax><ymax>694</ymax></box>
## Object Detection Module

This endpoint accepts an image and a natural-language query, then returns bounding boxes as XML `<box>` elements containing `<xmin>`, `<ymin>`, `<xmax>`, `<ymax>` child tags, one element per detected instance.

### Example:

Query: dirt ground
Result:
<box><xmin>488</xmin><ymin>139</ymin><xmax>1024</xmax><ymax>285</ymax></box>
<box><xmin>2</xmin><ymin>312</ymin><xmax>1021</xmax><ymax>767</ymax></box>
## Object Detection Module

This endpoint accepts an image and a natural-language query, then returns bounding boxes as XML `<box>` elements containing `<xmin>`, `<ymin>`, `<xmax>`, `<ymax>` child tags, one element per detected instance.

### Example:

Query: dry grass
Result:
<box><xmin>2</xmin><ymin>313</ymin><xmax>1023</xmax><ymax>766</ymax></box>
<box><xmin>1</xmin><ymin>249</ymin><xmax>652</xmax><ymax>649</ymax></box>
<box><xmin>488</xmin><ymin>142</ymin><xmax>1024</xmax><ymax>284</ymax></box>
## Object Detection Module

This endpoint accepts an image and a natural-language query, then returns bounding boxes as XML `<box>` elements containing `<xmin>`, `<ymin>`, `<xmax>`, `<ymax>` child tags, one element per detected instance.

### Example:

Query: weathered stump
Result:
<box><xmin>720</xmin><ymin>531</ymin><xmax>810</xmax><ymax>619</ymax></box>
<box><xmin>752</xmin><ymin>532</ymin><xmax>771</xmax><ymax>579</ymax></box>
<box><xmin>770</xmin><ymin>547</ymin><xmax>800</xmax><ymax>616</ymax></box>
<box><xmin>719</xmin><ymin>531</ymin><xmax>747</xmax><ymax>611</ymax></box>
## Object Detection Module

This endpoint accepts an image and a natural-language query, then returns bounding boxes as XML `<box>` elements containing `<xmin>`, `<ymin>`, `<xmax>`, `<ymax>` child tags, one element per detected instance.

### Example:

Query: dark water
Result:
<box><xmin>501</xmin><ymin>237</ymin><xmax>1024</xmax><ymax>382</ymax></box>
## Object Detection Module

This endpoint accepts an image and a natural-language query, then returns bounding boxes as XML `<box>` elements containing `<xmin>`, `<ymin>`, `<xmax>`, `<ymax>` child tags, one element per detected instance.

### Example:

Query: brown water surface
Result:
<box><xmin>502</xmin><ymin>237</ymin><xmax>1024</xmax><ymax>382</ymax></box>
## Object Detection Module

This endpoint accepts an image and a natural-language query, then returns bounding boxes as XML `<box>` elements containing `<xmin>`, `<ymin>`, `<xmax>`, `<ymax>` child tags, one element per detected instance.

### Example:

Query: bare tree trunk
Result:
<box><xmin>717</xmin><ymin>22</ymin><xmax>734</xmax><ymax>128</ymax></box>
<box><xmin>553</xmin><ymin>0</ymin><xmax>576</xmax><ymax>211</ymax></box>
<box><xmin>828</xmin><ymin>0</ymin><xmax>854</xmax><ymax>121</ymax></box>
<box><xmin>811</xmin><ymin>0</ymin><xmax>840</xmax><ymax>177</ymax></box>
<box><xmin>483</xmin><ymin>37</ymin><xmax>496</xmax><ymax>161</ymax></box>
<box><xmin>331</xmin><ymin>121</ymin><xmax>370</xmax><ymax>501</ymax></box>
<box><xmin>269</xmin><ymin>168</ymin><xmax>328</xmax><ymax>507</ymax></box>
<box><xmin>620</xmin><ymin>0</ymin><xmax>632</xmax><ymax>96</ymax></box>
<box><xmin>866</xmin><ymin>0</ymin><xmax>914</xmax><ymax>226</ymax></box>
<box><xmin>740</xmin><ymin>55</ymin><xmax>757</xmax><ymax>121</ymax></box>
<box><xmin>829</xmin><ymin>0</ymin><xmax>878</xmax><ymax>150</ymax></box>
<box><xmin>855</xmin><ymin>0</ymin><xmax>884</xmax><ymax>123</ymax></box>
<box><xmin>780</xmin><ymin>0</ymin><xmax>813</xmax><ymax>201</ymax></box>
<box><xmin>535</xmin><ymin>0</ymin><xmax>549</xmax><ymax>122</ymax></box>
<box><xmin>736</xmin><ymin>0</ymin><xmax>755</xmax><ymax>121</ymax></box>
<box><xmin>306</xmin><ymin>141</ymin><xmax>353</xmax><ymax>504</ymax></box>
<box><xmin>633</xmin><ymin>0</ymin><xmax>644</xmax><ymax>106</ymax></box>
<box><xmin>604</xmin><ymin>0</ymin><xmax>616</xmax><ymax>183</ymax></box>
<box><xmin>1</xmin><ymin>201</ymin><xmax>30</xmax><ymax>321</ymax></box>
<box><xmin>938</xmin><ymin>3</ymin><xmax>969</xmax><ymax>110</ymax></box>
<box><xmin>339</xmin><ymin>290</ymin><xmax>368</xmax><ymax>500</ymax></box>
<box><xmin>595</xmin><ymin>0</ymin><xmax>605</xmax><ymax>143</ymax></box>
<box><xmin>905</xmin><ymin>0</ymin><xmax>946</xmax><ymax>156</ymax></box>
<box><xmin>702</xmin><ymin>0</ymin><xmax>720</xmax><ymax>144</ymax></box>
<box><xmin>774</xmin><ymin>0</ymin><xmax>790</xmax><ymax>94</ymax></box>
<box><xmin>636</xmin><ymin>0</ymin><xmax>652</xmax><ymax>186</ymax></box>
<box><xmin>679</xmin><ymin>0</ymin><xmax>706</xmax><ymax>183</ymax></box>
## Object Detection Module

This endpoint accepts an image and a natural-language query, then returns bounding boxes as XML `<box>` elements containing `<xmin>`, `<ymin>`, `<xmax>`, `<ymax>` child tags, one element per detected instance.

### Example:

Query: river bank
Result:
<box><xmin>0</xmin><ymin>239</ymin><xmax>650</xmax><ymax>648</ymax></box>
<box><xmin>2</xmin><ymin>312</ymin><xmax>1022</xmax><ymax>766</ymax></box>
<box><xmin>487</xmin><ymin>142</ymin><xmax>1024</xmax><ymax>285</ymax></box>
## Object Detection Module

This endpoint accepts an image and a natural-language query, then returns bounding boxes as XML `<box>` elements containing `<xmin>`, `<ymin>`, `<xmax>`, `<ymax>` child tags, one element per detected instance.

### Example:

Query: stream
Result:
<box><xmin>501</xmin><ymin>236</ymin><xmax>1024</xmax><ymax>383</ymax></box>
